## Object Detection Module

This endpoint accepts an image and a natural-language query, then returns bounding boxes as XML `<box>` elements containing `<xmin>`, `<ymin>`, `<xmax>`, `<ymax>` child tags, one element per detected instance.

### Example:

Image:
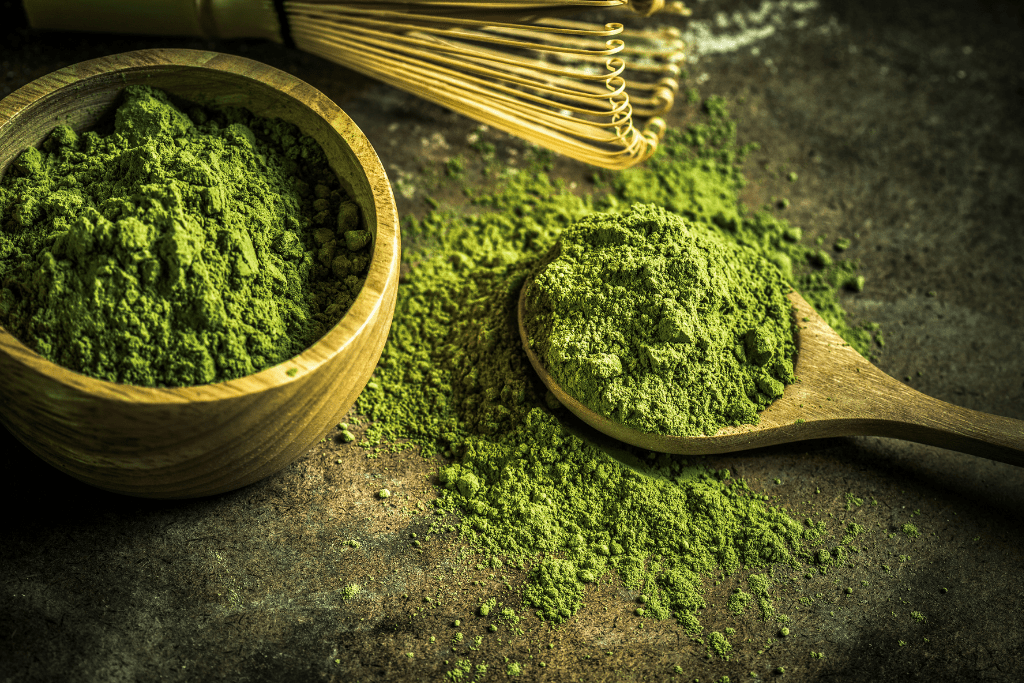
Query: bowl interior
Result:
<box><xmin>0</xmin><ymin>64</ymin><xmax>377</xmax><ymax>235</ymax></box>
<box><xmin>0</xmin><ymin>51</ymin><xmax>399</xmax><ymax>497</ymax></box>
<box><xmin>0</xmin><ymin>53</ymin><xmax>394</xmax><ymax>401</ymax></box>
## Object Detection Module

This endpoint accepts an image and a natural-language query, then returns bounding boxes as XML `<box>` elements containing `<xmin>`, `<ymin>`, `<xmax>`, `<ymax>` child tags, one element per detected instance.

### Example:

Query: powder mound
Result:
<box><xmin>360</xmin><ymin>164</ymin><xmax>808</xmax><ymax>631</ymax></box>
<box><xmin>354</xmin><ymin>97</ymin><xmax>869</xmax><ymax>629</ymax></box>
<box><xmin>0</xmin><ymin>85</ymin><xmax>370</xmax><ymax>387</ymax></box>
<box><xmin>525</xmin><ymin>203</ymin><xmax>797</xmax><ymax>437</ymax></box>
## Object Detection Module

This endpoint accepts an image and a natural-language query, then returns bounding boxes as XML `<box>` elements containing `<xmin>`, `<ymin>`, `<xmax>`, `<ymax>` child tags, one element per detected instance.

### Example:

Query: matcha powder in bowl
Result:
<box><xmin>524</xmin><ymin>203</ymin><xmax>797</xmax><ymax>437</ymax></box>
<box><xmin>0</xmin><ymin>84</ymin><xmax>371</xmax><ymax>388</ymax></box>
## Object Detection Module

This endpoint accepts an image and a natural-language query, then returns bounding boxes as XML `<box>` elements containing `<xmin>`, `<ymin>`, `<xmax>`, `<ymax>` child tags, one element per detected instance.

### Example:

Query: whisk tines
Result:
<box><xmin>23</xmin><ymin>0</ymin><xmax>689</xmax><ymax>168</ymax></box>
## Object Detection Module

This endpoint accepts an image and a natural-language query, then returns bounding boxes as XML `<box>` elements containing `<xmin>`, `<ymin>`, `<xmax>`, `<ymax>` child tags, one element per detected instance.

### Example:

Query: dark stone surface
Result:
<box><xmin>1</xmin><ymin>0</ymin><xmax>1021</xmax><ymax>681</ymax></box>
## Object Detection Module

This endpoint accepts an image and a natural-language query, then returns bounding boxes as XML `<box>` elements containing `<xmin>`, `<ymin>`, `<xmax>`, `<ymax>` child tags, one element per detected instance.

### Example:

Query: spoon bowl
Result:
<box><xmin>519</xmin><ymin>280</ymin><xmax>1024</xmax><ymax>466</ymax></box>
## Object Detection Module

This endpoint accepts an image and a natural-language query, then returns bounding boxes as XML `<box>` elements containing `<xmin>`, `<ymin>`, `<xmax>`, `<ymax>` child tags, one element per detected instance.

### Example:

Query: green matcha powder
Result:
<box><xmin>524</xmin><ymin>203</ymin><xmax>797</xmax><ymax>436</ymax></box>
<box><xmin>0</xmin><ymin>85</ymin><xmax>371</xmax><ymax>387</ymax></box>
<box><xmin>358</xmin><ymin>98</ymin><xmax>875</xmax><ymax>629</ymax></box>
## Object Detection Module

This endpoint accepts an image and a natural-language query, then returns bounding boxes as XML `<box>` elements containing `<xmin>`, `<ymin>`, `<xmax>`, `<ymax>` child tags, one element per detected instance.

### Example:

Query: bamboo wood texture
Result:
<box><xmin>24</xmin><ymin>0</ymin><xmax>687</xmax><ymax>169</ymax></box>
<box><xmin>287</xmin><ymin>5</ymin><xmax>680</xmax><ymax>168</ymax></box>
<box><xmin>519</xmin><ymin>282</ymin><xmax>1024</xmax><ymax>466</ymax></box>
<box><xmin>0</xmin><ymin>49</ymin><xmax>400</xmax><ymax>498</ymax></box>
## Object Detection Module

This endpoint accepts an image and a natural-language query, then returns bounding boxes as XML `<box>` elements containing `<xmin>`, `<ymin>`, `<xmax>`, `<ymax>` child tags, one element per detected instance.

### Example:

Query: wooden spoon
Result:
<box><xmin>518</xmin><ymin>282</ymin><xmax>1024</xmax><ymax>466</ymax></box>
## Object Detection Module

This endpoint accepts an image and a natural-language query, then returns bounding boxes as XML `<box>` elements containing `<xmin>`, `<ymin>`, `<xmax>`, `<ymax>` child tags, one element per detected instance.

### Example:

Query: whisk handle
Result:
<box><xmin>23</xmin><ymin>0</ymin><xmax>282</xmax><ymax>41</ymax></box>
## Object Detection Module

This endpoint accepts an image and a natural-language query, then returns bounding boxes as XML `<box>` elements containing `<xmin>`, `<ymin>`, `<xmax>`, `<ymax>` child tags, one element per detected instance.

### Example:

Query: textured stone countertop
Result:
<box><xmin>1</xmin><ymin>0</ymin><xmax>1021</xmax><ymax>681</ymax></box>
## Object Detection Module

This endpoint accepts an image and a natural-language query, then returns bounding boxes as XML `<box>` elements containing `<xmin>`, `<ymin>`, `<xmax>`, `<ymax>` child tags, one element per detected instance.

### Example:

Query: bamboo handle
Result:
<box><xmin>23</xmin><ymin>0</ymin><xmax>282</xmax><ymax>41</ymax></box>
<box><xmin>773</xmin><ymin>300</ymin><xmax>1024</xmax><ymax>466</ymax></box>
<box><xmin>833</xmin><ymin>363</ymin><xmax>1024</xmax><ymax>466</ymax></box>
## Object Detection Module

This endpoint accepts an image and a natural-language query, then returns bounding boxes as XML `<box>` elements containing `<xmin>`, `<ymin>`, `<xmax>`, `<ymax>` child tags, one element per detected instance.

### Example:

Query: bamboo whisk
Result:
<box><xmin>24</xmin><ymin>0</ymin><xmax>689</xmax><ymax>169</ymax></box>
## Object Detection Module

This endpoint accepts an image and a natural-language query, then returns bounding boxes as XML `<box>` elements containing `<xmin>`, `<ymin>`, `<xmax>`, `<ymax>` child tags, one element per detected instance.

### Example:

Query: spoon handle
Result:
<box><xmin>824</xmin><ymin>361</ymin><xmax>1024</xmax><ymax>466</ymax></box>
<box><xmin>782</xmin><ymin>294</ymin><xmax>1024</xmax><ymax>466</ymax></box>
<box><xmin>870</xmin><ymin>393</ymin><xmax>1023</xmax><ymax>466</ymax></box>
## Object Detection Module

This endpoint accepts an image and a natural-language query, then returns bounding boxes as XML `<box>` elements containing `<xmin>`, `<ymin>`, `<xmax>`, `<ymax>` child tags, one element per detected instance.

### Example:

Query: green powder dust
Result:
<box><xmin>360</xmin><ymin>173</ymin><xmax>806</xmax><ymax>630</ymax></box>
<box><xmin>0</xmin><ymin>85</ymin><xmax>370</xmax><ymax>387</ymax></box>
<box><xmin>708</xmin><ymin>631</ymin><xmax>733</xmax><ymax>660</ymax></box>
<box><xmin>728</xmin><ymin>589</ymin><xmax>752</xmax><ymax>615</ymax></box>
<box><xmin>524</xmin><ymin>203</ymin><xmax>796</xmax><ymax>436</ymax></box>
<box><xmin>356</xmin><ymin>97</ymin><xmax>874</xmax><ymax>631</ymax></box>
<box><xmin>901</xmin><ymin>523</ymin><xmax>921</xmax><ymax>539</ymax></box>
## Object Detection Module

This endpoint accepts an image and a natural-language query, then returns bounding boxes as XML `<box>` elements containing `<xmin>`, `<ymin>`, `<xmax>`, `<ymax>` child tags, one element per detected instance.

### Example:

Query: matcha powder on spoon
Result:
<box><xmin>524</xmin><ymin>203</ymin><xmax>797</xmax><ymax>436</ymax></box>
<box><xmin>362</xmin><ymin>183</ymin><xmax>804</xmax><ymax>626</ymax></box>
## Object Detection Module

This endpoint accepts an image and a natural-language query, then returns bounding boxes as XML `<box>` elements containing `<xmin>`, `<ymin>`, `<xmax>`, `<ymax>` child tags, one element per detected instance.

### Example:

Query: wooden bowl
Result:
<box><xmin>0</xmin><ymin>49</ymin><xmax>400</xmax><ymax>498</ymax></box>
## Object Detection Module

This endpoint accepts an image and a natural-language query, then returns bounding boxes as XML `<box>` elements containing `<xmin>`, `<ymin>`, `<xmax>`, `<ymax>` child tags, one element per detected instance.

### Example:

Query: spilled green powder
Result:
<box><xmin>901</xmin><ymin>523</ymin><xmax>920</xmax><ymax>539</ymax></box>
<box><xmin>708</xmin><ymin>631</ymin><xmax>733</xmax><ymax>660</ymax></box>
<box><xmin>358</xmin><ymin>98</ymin><xmax>873</xmax><ymax>630</ymax></box>
<box><xmin>524</xmin><ymin>203</ymin><xmax>796</xmax><ymax>436</ymax></box>
<box><xmin>748</xmin><ymin>574</ymin><xmax>775</xmax><ymax>619</ymax></box>
<box><xmin>0</xmin><ymin>85</ymin><xmax>369</xmax><ymax>386</ymax></box>
<box><xmin>728</xmin><ymin>590</ymin><xmax>752</xmax><ymax>615</ymax></box>
<box><xmin>362</xmin><ymin>178</ymin><xmax>802</xmax><ymax>629</ymax></box>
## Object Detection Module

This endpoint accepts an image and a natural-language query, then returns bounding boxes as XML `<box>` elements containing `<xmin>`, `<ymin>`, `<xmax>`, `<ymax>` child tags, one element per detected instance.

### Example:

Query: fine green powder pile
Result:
<box><xmin>524</xmin><ymin>203</ymin><xmax>796</xmax><ymax>436</ymax></box>
<box><xmin>356</xmin><ymin>96</ymin><xmax>873</xmax><ymax>630</ymax></box>
<box><xmin>0</xmin><ymin>85</ymin><xmax>371</xmax><ymax>387</ymax></box>
<box><xmin>363</xmin><ymin>169</ymin><xmax>805</xmax><ymax>627</ymax></box>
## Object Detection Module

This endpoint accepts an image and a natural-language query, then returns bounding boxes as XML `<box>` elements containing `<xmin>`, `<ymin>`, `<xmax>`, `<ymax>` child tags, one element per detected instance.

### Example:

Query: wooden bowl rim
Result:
<box><xmin>0</xmin><ymin>48</ymin><xmax>399</xmax><ymax>405</ymax></box>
